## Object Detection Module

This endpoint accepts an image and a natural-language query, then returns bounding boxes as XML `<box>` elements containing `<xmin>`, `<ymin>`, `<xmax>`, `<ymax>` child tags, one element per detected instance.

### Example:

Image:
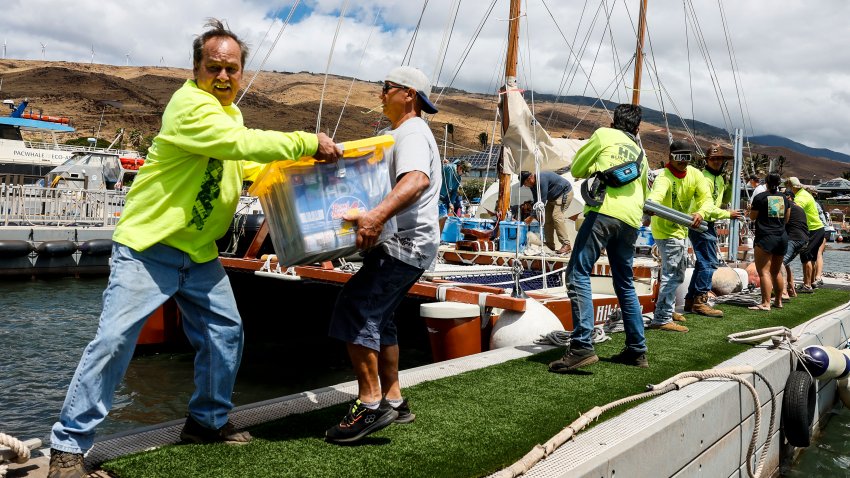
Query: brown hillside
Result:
<box><xmin>1</xmin><ymin>59</ymin><xmax>846</xmax><ymax>181</ymax></box>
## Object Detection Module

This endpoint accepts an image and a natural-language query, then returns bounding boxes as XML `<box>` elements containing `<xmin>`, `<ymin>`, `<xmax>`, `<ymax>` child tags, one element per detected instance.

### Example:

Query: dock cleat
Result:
<box><xmin>47</xmin><ymin>449</ymin><xmax>85</xmax><ymax>478</ymax></box>
<box><xmin>179</xmin><ymin>416</ymin><xmax>252</xmax><ymax>445</ymax></box>
<box><xmin>325</xmin><ymin>399</ymin><xmax>398</xmax><ymax>444</ymax></box>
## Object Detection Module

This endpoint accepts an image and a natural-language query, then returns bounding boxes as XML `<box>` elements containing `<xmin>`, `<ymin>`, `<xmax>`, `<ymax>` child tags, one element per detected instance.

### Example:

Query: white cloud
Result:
<box><xmin>1</xmin><ymin>0</ymin><xmax>848</xmax><ymax>155</ymax></box>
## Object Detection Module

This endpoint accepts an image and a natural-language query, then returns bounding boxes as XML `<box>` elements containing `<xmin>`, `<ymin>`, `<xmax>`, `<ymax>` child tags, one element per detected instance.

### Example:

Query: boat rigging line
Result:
<box><xmin>431</xmin><ymin>0</ymin><xmax>462</xmax><ymax>92</ymax></box>
<box><xmin>314</xmin><ymin>0</ymin><xmax>350</xmax><ymax>135</ymax></box>
<box><xmin>402</xmin><ymin>0</ymin><xmax>430</xmax><ymax>67</ymax></box>
<box><xmin>236</xmin><ymin>0</ymin><xmax>301</xmax><ymax>105</ymax></box>
<box><xmin>331</xmin><ymin>7</ymin><xmax>383</xmax><ymax>140</ymax></box>
<box><xmin>432</xmin><ymin>0</ymin><xmax>499</xmax><ymax>107</ymax></box>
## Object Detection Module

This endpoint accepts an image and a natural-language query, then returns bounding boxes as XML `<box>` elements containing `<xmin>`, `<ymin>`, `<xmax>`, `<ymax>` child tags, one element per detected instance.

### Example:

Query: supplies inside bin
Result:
<box><xmin>249</xmin><ymin>135</ymin><xmax>397</xmax><ymax>266</ymax></box>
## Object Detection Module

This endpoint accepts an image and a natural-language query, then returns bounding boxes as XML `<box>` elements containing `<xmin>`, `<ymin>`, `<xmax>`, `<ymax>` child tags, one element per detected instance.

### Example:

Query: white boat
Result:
<box><xmin>0</xmin><ymin>99</ymin><xmax>139</xmax><ymax>184</ymax></box>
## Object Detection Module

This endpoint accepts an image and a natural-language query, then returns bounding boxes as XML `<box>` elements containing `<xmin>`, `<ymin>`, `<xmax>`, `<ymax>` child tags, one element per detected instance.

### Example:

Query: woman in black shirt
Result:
<box><xmin>748</xmin><ymin>172</ymin><xmax>792</xmax><ymax>310</ymax></box>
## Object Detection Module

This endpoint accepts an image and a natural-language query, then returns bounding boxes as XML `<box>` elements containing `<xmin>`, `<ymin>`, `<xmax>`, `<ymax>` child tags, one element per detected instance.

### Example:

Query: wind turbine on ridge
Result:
<box><xmin>40</xmin><ymin>42</ymin><xmax>47</xmax><ymax>61</ymax></box>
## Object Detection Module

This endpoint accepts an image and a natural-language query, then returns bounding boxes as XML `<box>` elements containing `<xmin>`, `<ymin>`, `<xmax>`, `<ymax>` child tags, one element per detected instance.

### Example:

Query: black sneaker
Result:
<box><xmin>325</xmin><ymin>399</ymin><xmax>399</xmax><ymax>444</ymax></box>
<box><xmin>548</xmin><ymin>348</ymin><xmax>599</xmax><ymax>373</ymax></box>
<box><xmin>392</xmin><ymin>398</ymin><xmax>416</xmax><ymax>424</ymax></box>
<box><xmin>798</xmin><ymin>285</ymin><xmax>814</xmax><ymax>294</ymax></box>
<box><xmin>609</xmin><ymin>348</ymin><xmax>649</xmax><ymax>368</ymax></box>
<box><xmin>48</xmin><ymin>449</ymin><xmax>86</xmax><ymax>478</ymax></box>
<box><xmin>179</xmin><ymin>415</ymin><xmax>252</xmax><ymax>444</ymax></box>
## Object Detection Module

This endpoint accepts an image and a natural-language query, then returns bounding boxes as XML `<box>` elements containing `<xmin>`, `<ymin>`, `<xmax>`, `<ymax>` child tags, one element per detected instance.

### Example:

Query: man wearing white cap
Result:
<box><xmin>326</xmin><ymin>66</ymin><xmax>441</xmax><ymax>443</ymax></box>
<box><xmin>785</xmin><ymin>176</ymin><xmax>824</xmax><ymax>293</ymax></box>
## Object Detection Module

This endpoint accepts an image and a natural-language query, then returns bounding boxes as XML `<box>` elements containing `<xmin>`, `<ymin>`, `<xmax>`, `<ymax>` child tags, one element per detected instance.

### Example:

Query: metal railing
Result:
<box><xmin>1</xmin><ymin>184</ymin><xmax>125</xmax><ymax>227</ymax></box>
<box><xmin>21</xmin><ymin>140</ymin><xmax>140</xmax><ymax>157</ymax></box>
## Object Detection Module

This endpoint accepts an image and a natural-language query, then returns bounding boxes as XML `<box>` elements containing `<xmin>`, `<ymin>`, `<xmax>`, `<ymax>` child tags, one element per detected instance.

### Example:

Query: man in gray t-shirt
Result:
<box><xmin>326</xmin><ymin>66</ymin><xmax>441</xmax><ymax>444</ymax></box>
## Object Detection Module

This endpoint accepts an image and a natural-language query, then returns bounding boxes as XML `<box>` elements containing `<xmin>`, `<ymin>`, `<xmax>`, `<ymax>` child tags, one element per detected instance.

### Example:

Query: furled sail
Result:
<box><xmin>499</xmin><ymin>87</ymin><xmax>586</xmax><ymax>175</ymax></box>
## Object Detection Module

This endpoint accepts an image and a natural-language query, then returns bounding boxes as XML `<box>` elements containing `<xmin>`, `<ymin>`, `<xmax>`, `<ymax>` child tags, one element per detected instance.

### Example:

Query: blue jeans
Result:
<box><xmin>653</xmin><ymin>238</ymin><xmax>687</xmax><ymax>325</ymax></box>
<box><xmin>686</xmin><ymin>222</ymin><xmax>717</xmax><ymax>299</ymax></box>
<box><xmin>51</xmin><ymin>243</ymin><xmax>243</xmax><ymax>454</ymax></box>
<box><xmin>567</xmin><ymin>212</ymin><xmax>646</xmax><ymax>353</ymax></box>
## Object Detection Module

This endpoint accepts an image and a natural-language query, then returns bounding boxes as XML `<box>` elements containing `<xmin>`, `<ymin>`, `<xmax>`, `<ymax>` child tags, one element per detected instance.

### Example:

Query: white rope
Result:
<box><xmin>315</xmin><ymin>0</ymin><xmax>350</xmax><ymax>135</ymax></box>
<box><xmin>331</xmin><ymin>7</ymin><xmax>382</xmax><ymax>140</ymax></box>
<box><xmin>236</xmin><ymin>0</ymin><xmax>301</xmax><ymax>105</ymax></box>
<box><xmin>0</xmin><ymin>433</ymin><xmax>31</xmax><ymax>465</ymax></box>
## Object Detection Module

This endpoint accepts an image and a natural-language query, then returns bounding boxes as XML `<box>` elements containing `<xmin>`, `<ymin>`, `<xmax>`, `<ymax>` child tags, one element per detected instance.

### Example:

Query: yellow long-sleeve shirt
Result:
<box><xmin>113</xmin><ymin>80</ymin><xmax>319</xmax><ymax>262</ymax></box>
<box><xmin>571</xmin><ymin>127</ymin><xmax>648</xmax><ymax>229</ymax></box>
<box><xmin>648</xmin><ymin>166</ymin><xmax>712</xmax><ymax>240</ymax></box>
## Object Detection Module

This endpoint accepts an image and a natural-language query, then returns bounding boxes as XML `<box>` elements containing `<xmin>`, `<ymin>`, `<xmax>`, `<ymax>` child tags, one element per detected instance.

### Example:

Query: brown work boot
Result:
<box><xmin>647</xmin><ymin>322</ymin><xmax>689</xmax><ymax>332</ymax></box>
<box><xmin>48</xmin><ymin>449</ymin><xmax>86</xmax><ymax>478</ymax></box>
<box><xmin>692</xmin><ymin>294</ymin><xmax>723</xmax><ymax>317</ymax></box>
<box><xmin>684</xmin><ymin>296</ymin><xmax>694</xmax><ymax>313</ymax></box>
<box><xmin>672</xmin><ymin>312</ymin><xmax>687</xmax><ymax>322</ymax></box>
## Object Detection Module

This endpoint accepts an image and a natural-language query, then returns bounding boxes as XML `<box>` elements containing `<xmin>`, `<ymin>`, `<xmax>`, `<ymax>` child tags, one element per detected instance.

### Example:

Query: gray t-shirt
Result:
<box><xmin>380</xmin><ymin>117</ymin><xmax>442</xmax><ymax>271</ymax></box>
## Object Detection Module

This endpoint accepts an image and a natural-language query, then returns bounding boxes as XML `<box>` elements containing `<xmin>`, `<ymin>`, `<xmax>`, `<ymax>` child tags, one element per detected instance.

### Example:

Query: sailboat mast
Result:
<box><xmin>631</xmin><ymin>0</ymin><xmax>648</xmax><ymax>105</ymax></box>
<box><xmin>495</xmin><ymin>0</ymin><xmax>522</xmax><ymax>219</ymax></box>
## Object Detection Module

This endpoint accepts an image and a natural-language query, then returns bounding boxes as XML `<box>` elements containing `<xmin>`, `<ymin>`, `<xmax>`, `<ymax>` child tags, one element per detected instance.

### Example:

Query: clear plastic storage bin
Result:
<box><xmin>249</xmin><ymin>135</ymin><xmax>397</xmax><ymax>266</ymax></box>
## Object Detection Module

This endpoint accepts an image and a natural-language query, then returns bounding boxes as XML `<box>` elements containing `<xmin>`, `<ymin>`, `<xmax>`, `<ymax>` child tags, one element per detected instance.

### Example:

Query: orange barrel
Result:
<box><xmin>420</xmin><ymin>302</ymin><xmax>481</xmax><ymax>362</ymax></box>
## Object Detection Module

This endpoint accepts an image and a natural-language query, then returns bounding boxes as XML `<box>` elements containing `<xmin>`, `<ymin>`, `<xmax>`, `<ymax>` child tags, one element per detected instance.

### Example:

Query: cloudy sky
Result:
<box><xmin>1</xmin><ymin>0</ymin><xmax>848</xmax><ymax>154</ymax></box>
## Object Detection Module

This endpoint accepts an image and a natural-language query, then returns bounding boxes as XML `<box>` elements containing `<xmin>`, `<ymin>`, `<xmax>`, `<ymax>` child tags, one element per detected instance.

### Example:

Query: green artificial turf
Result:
<box><xmin>104</xmin><ymin>289</ymin><xmax>850</xmax><ymax>478</ymax></box>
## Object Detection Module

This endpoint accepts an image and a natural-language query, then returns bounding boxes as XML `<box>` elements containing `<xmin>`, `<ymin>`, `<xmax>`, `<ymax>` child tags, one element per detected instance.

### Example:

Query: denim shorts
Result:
<box><xmin>783</xmin><ymin>239</ymin><xmax>807</xmax><ymax>265</ymax></box>
<box><xmin>328</xmin><ymin>249</ymin><xmax>424</xmax><ymax>351</ymax></box>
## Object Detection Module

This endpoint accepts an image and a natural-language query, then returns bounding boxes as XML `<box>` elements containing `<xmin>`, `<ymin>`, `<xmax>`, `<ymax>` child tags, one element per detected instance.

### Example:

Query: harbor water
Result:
<box><xmin>0</xmin><ymin>276</ymin><xmax>403</xmax><ymax>446</ymax></box>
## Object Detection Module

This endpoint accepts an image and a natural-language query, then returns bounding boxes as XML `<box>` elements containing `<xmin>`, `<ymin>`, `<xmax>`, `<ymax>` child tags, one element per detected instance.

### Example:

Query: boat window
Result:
<box><xmin>0</xmin><ymin>125</ymin><xmax>23</xmax><ymax>140</ymax></box>
<box><xmin>62</xmin><ymin>154</ymin><xmax>88</xmax><ymax>166</ymax></box>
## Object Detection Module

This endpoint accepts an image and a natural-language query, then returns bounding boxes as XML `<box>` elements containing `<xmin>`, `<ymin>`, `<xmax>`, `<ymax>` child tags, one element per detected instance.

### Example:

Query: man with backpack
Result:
<box><xmin>548</xmin><ymin>104</ymin><xmax>649</xmax><ymax>372</ymax></box>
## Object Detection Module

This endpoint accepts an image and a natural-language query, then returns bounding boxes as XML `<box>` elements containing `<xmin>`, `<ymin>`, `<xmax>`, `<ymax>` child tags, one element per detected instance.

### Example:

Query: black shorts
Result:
<box><xmin>328</xmin><ymin>248</ymin><xmax>424</xmax><ymax>351</ymax></box>
<box><xmin>755</xmin><ymin>234</ymin><xmax>788</xmax><ymax>256</ymax></box>
<box><xmin>800</xmin><ymin>228</ymin><xmax>825</xmax><ymax>263</ymax></box>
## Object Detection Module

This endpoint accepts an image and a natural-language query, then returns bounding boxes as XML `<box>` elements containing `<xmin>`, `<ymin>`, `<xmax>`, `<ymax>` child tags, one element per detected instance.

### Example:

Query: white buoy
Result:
<box><xmin>490</xmin><ymin>298</ymin><xmax>564</xmax><ymax>349</ymax></box>
<box><xmin>674</xmin><ymin>267</ymin><xmax>695</xmax><ymax>311</ymax></box>
<box><xmin>712</xmin><ymin>267</ymin><xmax>746</xmax><ymax>295</ymax></box>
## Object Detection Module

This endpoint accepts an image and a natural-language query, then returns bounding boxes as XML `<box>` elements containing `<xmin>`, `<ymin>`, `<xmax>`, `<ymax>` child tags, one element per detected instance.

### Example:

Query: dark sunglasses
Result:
<box><xmin>382</xmin><ymin>82</ymin><xmax>407</xmax><ymax>94</ymax></box>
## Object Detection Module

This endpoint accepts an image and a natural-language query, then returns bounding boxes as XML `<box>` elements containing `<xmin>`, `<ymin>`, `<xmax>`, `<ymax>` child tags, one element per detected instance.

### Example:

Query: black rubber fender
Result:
<box><xmin>78</xmin><ymin>239</ymin><xmax>113</xmax><ymax>256</ymax></box>
<box><xmin>35</xmin><ymin>240</ymin><xmax>77</xmax><ymax>257</ymax></box>
<box><xmin>782</xmin><ymin>369</ymin><xmax>816</xmax><ymax>447</ymax></box>
<box><xmin>0</xmin><ymin>240</ymin><xmax>33</xmax><ymax>258</ymax></box>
